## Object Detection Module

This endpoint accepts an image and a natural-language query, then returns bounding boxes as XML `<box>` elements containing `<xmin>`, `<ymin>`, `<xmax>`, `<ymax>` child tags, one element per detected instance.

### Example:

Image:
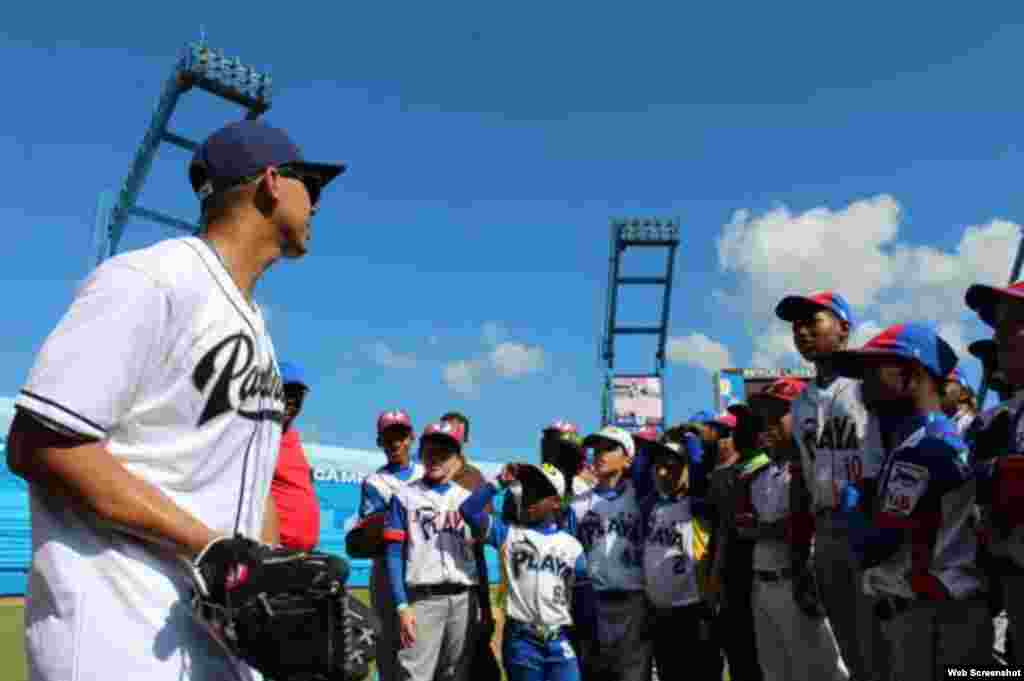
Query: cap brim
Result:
<box><xmin>966</xmin><ymin>284</ymin><xmax>1024</xmax><ymax>327</ymax></box>
<box><xmin>583</xmin><ymin>434</ymin><xmax>616</xmax><ymax>448</ymax></box>
<box><xmin>830</xmin><ymin>348</ymin><xmax>912</xmax><ymax>379</ymax></box>
<box><xmin>289</xmin><ymin>161</ymin><xmax>347</xmax><ymax>188</ymax></box>
<box><xmin>421</xmin><ymin>432</ymin><xmax>461</xmax><ymax>453</ymax></box>
<box><xmin>775</xmin><ymin>296</ymin><xmax>829</xmax><ymax>323</ymax></box>
<box><xmin>516</xmin><ymin>465</ymin><xmax>560</xmax><ymax>500</ymax></box>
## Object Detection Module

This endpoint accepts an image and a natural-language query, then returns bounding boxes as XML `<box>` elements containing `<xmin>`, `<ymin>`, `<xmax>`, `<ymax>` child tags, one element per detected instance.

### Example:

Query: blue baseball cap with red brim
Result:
<box><xmin>775</xmin><ymin>290</ymin><xmax>854</xmax><ymax>326</ymax></box>
<box><xmin>831</xmin><ymin>323</ymin><xmax>958</xmax><ymax>381</ymax></box>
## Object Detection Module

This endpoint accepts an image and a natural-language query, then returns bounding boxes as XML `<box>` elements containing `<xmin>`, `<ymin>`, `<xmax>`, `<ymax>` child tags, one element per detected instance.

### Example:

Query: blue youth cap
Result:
<box><xmin>690</xmin><ymin>410</ymin><xmax>715</xmax><ymax>424</ymax></box>
<box><xmin>189</xmin><ymin>119</ymin><xmax>345</xmax><ymax>204</ymax></box>
<box><xmin>775</xmin><ymin>290</ymin><xmax>854</xmax><ymax>327</ymax></box>
<box><xmin>279</xmin><ymin>361</ymin><xmax>309</xmax><ymax>389</ymax></box>
<box><xmin>831</xmin><ymin>323</ymin><xmax>958</xmax><ymax>381</ymax></box>
<box><xmin>946</xmin><ymin>366</ymin><xmax>968</xmax><ymax>387</ymax></box>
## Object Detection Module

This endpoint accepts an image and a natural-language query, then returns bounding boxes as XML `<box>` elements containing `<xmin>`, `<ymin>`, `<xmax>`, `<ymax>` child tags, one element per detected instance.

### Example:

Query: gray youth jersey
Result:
<box><xmin>571</xmin><ymin>482</ymin><xmax>645</xmax><ymax>592</ymax></box>
<box><xmin>791</xmin><ymin>376</ymin><xmax>883</xmax><ymax>516</ymax></box>
<box><xmin>643</xmin><ymin>496</ymin><xmax>703</xmax><ymax>609</ymax></box>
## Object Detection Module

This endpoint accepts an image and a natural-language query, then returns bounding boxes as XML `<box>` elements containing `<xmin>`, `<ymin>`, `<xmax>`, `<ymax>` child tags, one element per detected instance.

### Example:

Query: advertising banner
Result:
<box><xmin>0</xmin><ymin>443</ymin><xmax>506</xmax><ymax>594</ymax></box>
<box><xmin>611</xmin><ymin>375</ymin><xmax>664</xmax><ymax>429</ymax></box>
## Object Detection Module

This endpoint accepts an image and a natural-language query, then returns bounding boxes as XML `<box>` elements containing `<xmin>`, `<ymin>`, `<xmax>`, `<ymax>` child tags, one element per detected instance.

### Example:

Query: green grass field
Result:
<box><xmin>0</xmin><ymin>591</ymin><xmax>728</xmax><ymax>681</ymax></box>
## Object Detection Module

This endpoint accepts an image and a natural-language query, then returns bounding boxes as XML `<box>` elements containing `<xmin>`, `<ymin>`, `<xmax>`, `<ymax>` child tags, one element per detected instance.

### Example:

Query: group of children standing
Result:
<box><xmin>348</xmin><ymin>276</ymin><xmax>1024</xmax><ymax>681</ymax></box>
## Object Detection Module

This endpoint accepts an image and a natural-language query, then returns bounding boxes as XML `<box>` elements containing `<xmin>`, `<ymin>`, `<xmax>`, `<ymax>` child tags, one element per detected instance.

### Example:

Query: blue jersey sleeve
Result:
<box><xmin>571</xmin><ymin>550</ymin><xmax>597</xmax><ymax>638</ymax></box>
<box><xmin>459</xmin><ymin>482</ymin><xmax>509</xmax><ymax>548</ymax></box>
<box><xmin>631</xmin><ymin>441</ymin><xmax>654</xmax><ymax>500</ymax></box>
<box><xmin>383</xmin><ymin>495</ymin><xmax>410</xmax><ymax>605</ymax></box>
<box><xmin>359</xmin><ymin>480</ymin><xmax>387</xmax><ymax>518</ymax></box>
<box><xmin>384</xmin><ymin>494</ymin><xmax>408</xmax><ymax>540</ymax></box>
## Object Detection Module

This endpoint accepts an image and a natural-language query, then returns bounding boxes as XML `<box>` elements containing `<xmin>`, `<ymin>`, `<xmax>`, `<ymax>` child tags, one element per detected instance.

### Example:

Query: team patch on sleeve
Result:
<box><xmin>881</xmin><ymin>461</ymin><xmax>930</xmax><ymax>517</ymax></box>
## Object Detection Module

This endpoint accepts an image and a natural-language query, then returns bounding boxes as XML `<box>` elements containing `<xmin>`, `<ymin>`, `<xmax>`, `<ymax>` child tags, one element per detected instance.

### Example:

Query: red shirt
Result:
<box><xmin>271</xmin><ymin>429</ymin><xmax>320</xmax><ymax>551</ymax></box>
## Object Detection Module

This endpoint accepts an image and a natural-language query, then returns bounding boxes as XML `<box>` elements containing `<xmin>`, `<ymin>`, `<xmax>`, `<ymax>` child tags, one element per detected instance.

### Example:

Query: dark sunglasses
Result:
<box><xmin>218</xmin><ymin>165</ymin><xmax>323</xmax><ymax>206</ymax></box>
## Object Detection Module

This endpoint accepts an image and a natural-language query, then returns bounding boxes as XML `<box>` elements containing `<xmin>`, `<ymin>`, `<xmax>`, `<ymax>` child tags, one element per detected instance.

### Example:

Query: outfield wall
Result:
<box><xmin>0</xmin><ymin>442</ymin><xmax>505</xmax><ymax>594</ymax></box>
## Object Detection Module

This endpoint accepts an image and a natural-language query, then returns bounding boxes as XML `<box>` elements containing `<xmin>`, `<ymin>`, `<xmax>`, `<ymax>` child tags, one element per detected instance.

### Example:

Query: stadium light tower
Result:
<box><xmin>599</xmin><ymin>217</ymin><xmax>680</xmax><ymax>431</ymax></box>
<box><xmin>92</xmin><ymin>41</ymin><xmax>273</xmax><ymax>267</ymax></box>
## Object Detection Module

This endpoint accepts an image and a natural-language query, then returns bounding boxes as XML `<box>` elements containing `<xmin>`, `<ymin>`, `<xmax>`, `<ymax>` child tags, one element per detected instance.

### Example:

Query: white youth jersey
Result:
<box><xmin>362</xmin><ymin>463</ymin><xmax>425</xmax><ymax>516</ymax></box>
<box><xmin>571</xmin><ymin>482</ymin><xmax>644</xmax><ymax>592</ymax></box>
<box><xmin>393</xmin><ymin>480</ymin><xmax>478</xmax><ymax>587</ymax></box>
<box><xmin>791</xmin><ymin>377</ymin><xmax>883</xmax><ymax>514</ymax></box>
<box><xmin>498</xmin><ymin>525</ymin><xmax>584</xmax><ymax>627</ymax></box>
<box><xmin>16</xmin><ymin>237</ymin><xmax>283</xmax><ymax>681</ymax></box>
<box><xmin>643</xmin><ymin>496</ymin><xmax>703</xmax><ymax>609</ymax></box>
<box><xmin>952</xmin><ymin>409</ymin><xmax>976</xmax><ymax>436</ymax></box>
<box><xmin>749</xmin><ymin>462</ymin><xmax>794</xmax><ymax>571</ymax></box>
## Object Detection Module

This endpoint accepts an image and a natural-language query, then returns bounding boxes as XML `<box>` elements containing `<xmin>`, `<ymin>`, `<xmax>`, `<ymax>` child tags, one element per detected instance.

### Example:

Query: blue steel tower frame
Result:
<box><xmin>599</xmin><ymin>217</ymin><xmax>680</xmax><ymax>430</ymax></box>
<box><xmin>92</xmin><ymin>42</ymin><xmax>272</xmax><ymax>267</ymax></box>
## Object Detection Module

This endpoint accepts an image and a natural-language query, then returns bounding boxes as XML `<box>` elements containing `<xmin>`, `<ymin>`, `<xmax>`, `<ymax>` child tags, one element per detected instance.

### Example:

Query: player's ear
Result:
<box><xmin>836</xmin><ymin>319</ymin><xmax>851</xmax><ymax>348</ymax></box>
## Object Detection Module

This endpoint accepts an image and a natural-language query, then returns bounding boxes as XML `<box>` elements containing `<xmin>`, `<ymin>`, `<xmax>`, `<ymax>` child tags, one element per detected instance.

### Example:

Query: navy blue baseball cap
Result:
<box><xmin>831</xmin><ymin>323</ymin><xmax>958</xmax><ymax>381</ymax></box>
<box><xmin>189</xmin><ymin>119</ymin><xmax>345</xmax><ymax>204</ymax></box>
<box><xmin>279</xmin><ymin>361</ymin><xmax>309</xmax><ymax>389</ymax></box>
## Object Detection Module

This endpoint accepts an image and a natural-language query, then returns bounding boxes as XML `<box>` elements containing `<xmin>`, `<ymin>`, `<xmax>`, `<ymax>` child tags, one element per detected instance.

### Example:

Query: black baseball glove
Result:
<box><xmin>792</xmin><ymin>563</ymin><xmax>826</xmax><ymax>618</ymax></box>
<box><xmin>187</xmin><ymin>535</ymin><xmax>378</xmax><ymax>681</ymax></box>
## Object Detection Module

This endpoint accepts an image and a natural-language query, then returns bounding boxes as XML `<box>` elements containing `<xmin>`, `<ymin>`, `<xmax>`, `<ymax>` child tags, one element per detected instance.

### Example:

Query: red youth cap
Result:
<box><xmin>832</xmin><ymin>323</ymin><xmax>958</xmax><ymax>381</ymax></box>
<box><xmin>544</xmin><ymin>420</ymin><xmax>578</xmax><ymax>436</ymax></box>
<box><xmin>377</xmin><ymin>410</ymin><xmax>413</xmax><ymax>433</ymax></box>
<box><xmin>421</xmin><ymin>420</ymin><xmax>465</xmax><ymax>452</ymax></box>
<box><xmin>713</xmin><ymin>411</ymin><xmax>738</xmax><ymax>430</ymax></box>
<box><xmin>966</xmin><ymin>280</ymin><xmax>1024</xmax><ymax>328</ymax></box>
<box><xmin>750</xmin><ymin>377</ymin><xmax>807</xmax><ymax>404</ymax></box>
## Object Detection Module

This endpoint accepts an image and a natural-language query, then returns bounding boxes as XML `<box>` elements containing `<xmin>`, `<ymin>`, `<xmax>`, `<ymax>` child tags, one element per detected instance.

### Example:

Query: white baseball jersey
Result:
<box><xmin>749</xmin><ymin>462</ymin><xmax>794</xmax><ymax>571</ymax></box>
<box><xmin>16</xmin><ymin>237</ymin><xmax>283</xmax><ymax>681</ymax></box>
<box><xmin>360</xmin><ymin>463</ymin><xmax>424</xmax><ymax>518</ymax></box>
<box><xmin>386</xmin><ymin>480</ymin><xmax>478</xmax><ymax>587</ymax></box>
<box><xmin>863</xmin><ymin>416</ymin><xmax>983</xmax><ymax>600</ymax></box>
<box><xmin>791</xmin><ymin>377</ymin><xmax>883</xmax><ymax>516</ymax></box>
<box><xmin>570</xmin><ymin>482</ymin><xmax>644</xmax><ymax>592</ymax></box>
<box><xmin>951</xmin><ymin>408</ymin><xmax>976</xmax><ymax>436</ymax></box>
<box><xmin>489</xmin><ymin>522</ymin><xmax>584</xmax><ymax>627</ymax></box>
<box><xmin>642</xmin><ymin>495</ymin><xmax>705</xmax><ymax>609</ymax></box>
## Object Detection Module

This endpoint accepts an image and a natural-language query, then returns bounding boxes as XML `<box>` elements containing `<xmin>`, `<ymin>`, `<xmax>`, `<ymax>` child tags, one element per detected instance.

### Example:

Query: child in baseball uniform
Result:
<box><xmin>460</xmin><ymin>463</ymin><xmax>593</xmax><ymax>681</ymax></box>
<box><xmin>639</xmin><ymin>431</ymin><xmax>719</xmax><ymax>680</ymax></box>
<box><xmin>383</xmin><ymin>421</ymin><xmax>479</xmax><ymax>681</ymax></box>
<box><xmin>942</xmin><ymin>368</ymin><xmax>977</xmax><ymax>435</ymax></box>
<box><xmin>352</xmin><ymin>410</ymin><xmax>423</xmax><ymax>681</ymax></box>
<box><xmin>776</xmin><ymin>290</ymin><xmax>889</xmax><ymax>681</ymax></box>
<box><xmin>734</xmin><ymin>378</ymin><xmax>849</xmax><ymax>681</ymax></box>
<box><xmin>833</xmin><ymin>323</ymin><xmax>992</xmax><ymax>680</ymax></box>
<box><xmin>567</xmin><ymin>425</ymin><xmax>654</xmax><ymax>681</ymax></box>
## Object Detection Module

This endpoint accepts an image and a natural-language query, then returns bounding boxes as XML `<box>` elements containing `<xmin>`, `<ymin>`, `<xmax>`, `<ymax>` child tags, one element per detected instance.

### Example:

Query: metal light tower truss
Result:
<box><xmin>599</xmin><ymin>217</ymin><xmax>681</xmax><ymax>428</ymax></box>
<box><xmin>92</xmin><ymin>42</ymin><xmax>272</xmax><ymax>267</ymax></box>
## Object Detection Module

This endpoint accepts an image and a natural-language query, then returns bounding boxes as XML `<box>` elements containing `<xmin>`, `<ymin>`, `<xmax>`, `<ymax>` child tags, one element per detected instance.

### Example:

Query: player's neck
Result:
<box><xmin>202</xmin><ymin>223</ymin><xmax>281</xmax><ymax>302</ymax></box>
<box><xmin>596</xmin><ymin>469</ymin><xmax>625</xmax><ymax>490</ymax></box>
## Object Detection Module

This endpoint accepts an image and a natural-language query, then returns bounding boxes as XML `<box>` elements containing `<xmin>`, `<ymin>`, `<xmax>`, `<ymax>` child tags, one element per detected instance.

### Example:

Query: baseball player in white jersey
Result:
<box><xmin>941</xmin><ymin>367</ymin><xmax>977</xmax><ymax>436</ymax></box>
<box><xmin>734</xmin><ymin>378</ymin><xmax>848</xmax><ymax>681</ymax></box>
<box><xmin>460</xmin><ymin>463</ymin><xmax>591</xmax><ymax>681</ymax></box>
<box><xmin>383</xmin><ymin>420</ymin><xmax>480</xmax><ymax>681</ymax></box>
<box><xmin>567</xmin><ymin>425</ymin><xmax>653</xmax><ymax>681</ymax></box>
<box><xmin>639</xmin><ymin>432</ymin><xmax>719</xmax><ymax>680</ymax></box>
<box><xmin>355</xmin><ymin>410</ymin><xmax>424</xmax><ymax>681</ymax></box>
<box><xmin>5</xmin><ymin>119</ymin><xmax>344</xmax><ymax>680</ymax></box>
<box><xmin>776</xmin><ymin>290</ymin><xmax>889</xmax><ymax>681</ymax></box>
<box><xmin>832</xmin><ymin>323</ymin><xmax>991</xmax><ymax>680</ymax></box>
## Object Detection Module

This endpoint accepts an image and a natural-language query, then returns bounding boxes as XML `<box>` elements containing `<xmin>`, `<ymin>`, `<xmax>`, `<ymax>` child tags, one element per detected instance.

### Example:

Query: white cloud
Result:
<box><xmin>666</xmin><ymin>333</ymin><xmax>734</xmax><ymax>373</ymax></box>
<box><xmin>481</xmin><ymin>322</ymin><xmax>508</xmax><ymax>347</ymax></box>
<box><xmin>366</xmin><ymin>342</ymin><xmax>418</xmax><ymax>370</ymax></box>
<box><xmin>443</xmin><ymin>359</ymin><xmax>485</xmax><ymax>397</ymax></box>
<box><xmin>710</xmin><ymin>195</ymin><xmax>1021</xmax><ymax>367</ymax></box>
<box><xmin>441</xmin><ymin>325</ymin><xmax>546</xmax><ymax>395</ymax></box>
<box><xmin>490</xmin><ymin>342</ymin><xmax>545</xmax><ymax>378</ymax></box>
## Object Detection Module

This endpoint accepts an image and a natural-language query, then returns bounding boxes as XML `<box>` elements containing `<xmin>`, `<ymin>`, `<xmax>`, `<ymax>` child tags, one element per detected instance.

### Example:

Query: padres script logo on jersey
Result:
<box><xmin>193</xmin><ymin>332</ymin><xmax>285</xmax><ymax>427</ymax></box>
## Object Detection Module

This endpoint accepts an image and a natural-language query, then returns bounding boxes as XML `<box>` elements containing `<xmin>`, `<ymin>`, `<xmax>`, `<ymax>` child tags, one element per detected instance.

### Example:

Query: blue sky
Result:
<box><xmin>3</xmin><ymin>4</ymin><xmax>1024</xmax><ymax>461</ymax></box>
